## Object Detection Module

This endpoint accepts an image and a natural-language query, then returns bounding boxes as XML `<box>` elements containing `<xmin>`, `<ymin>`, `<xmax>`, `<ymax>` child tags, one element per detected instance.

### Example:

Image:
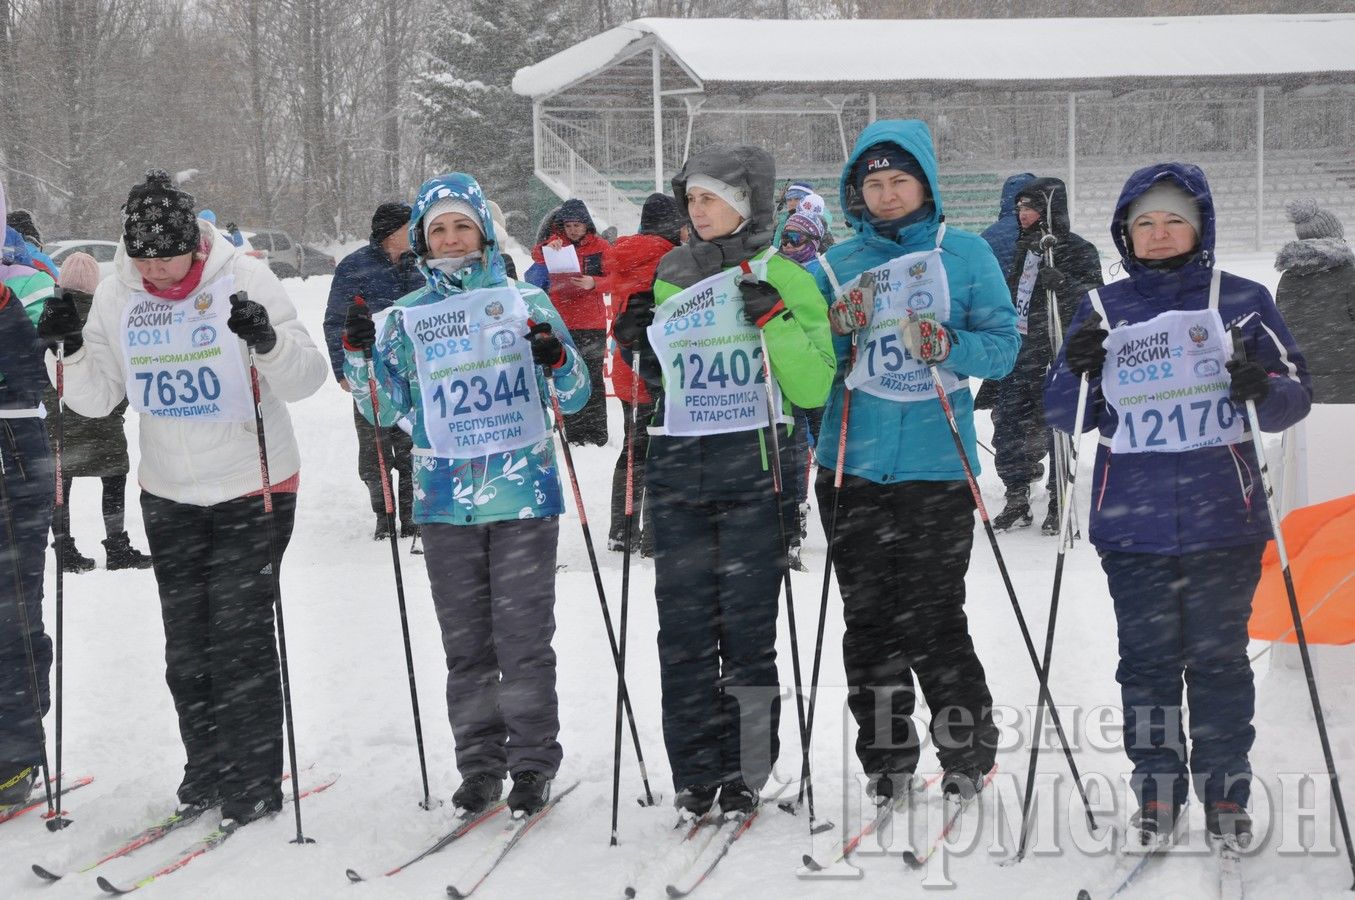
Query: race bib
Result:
<box><xmin>405</xmin><ymin>286</ymin><xmax>548</xmax><ymax>459</ymax></box>
<box><xmin>1101</xmin><ymin>307</ymin><xmax>1243</xmax><ymax>454</ymax></box>
<box><xmin>121</xmin><ymin>273</ymin><xmax>253</xmax><ymax>423</ymax></box>
<box><xmin>647</xmin><ymin>263</ymin><xmax>786</xmax><ymax>436</ymax></box>
<box><xmin>844</xmin><ymin>233</ymin><xmax>960</xmax><ymax>401</ymax></box>
<box><xmin>1013</xmin><ymin>249</ymin><xmax>1040</xmax><ymax>336</ymax></box>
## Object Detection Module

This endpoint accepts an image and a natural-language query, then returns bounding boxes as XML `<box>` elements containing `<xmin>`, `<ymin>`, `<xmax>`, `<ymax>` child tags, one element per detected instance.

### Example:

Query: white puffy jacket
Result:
<box><xmin>49</xmin><ymin>224</ymin><xmax>328</xmax><ymax>506</ymax></box>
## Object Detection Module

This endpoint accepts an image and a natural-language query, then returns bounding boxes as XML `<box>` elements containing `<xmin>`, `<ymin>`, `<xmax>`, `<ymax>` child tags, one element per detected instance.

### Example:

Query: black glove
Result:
<box><xmin>739</xmin><ymin>279</ymin><xmax>786</xmax><ymax>327</ymax></box>
<box><xmin>343</xmin><ymin>297</ymin><xmax>375</xmax><ymax>352</ymax></box>
<box><xmin>1042</xmin><ymin>265</ymin><xmax>1067</xmax><ymax>293</ymax></box>
<box><xmin>1064</xmin><ymin>313</ymin><xmax>1108</xmax><ymax>377</ymax></box>
<box><xmin>227</xmin><ymin>291</ymin><xmax>277</xmax><ymax>354</ymax></box>
<box><xmin>613</xmin><ymin>291</ymin><xmax>655</xmax><ymax>347</ymax></box>
<box><xmin>526</xmin><ymin>321</ymin><xmax>566</xmax><ymax>369</ymax></box>
<box><xmin>37</xmin><ymin>289</ymin><xmax>84</xmax><ymax>354</ymax></box>
<box><xmin>1227</xmin><ymin>357</ymin><xmax>1271</xmax><ymax>405</ymax></box>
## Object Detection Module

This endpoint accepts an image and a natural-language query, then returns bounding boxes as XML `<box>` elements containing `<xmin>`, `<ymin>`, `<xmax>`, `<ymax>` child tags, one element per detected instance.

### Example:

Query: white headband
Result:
<box><xmin>423</xmin><ymin>198</ymin><xmax>483</xmax><ymax>239</ymax></box>
<box><xmin>686</xmin><ymin>174</ymin><xmax>752</xmax><ymax>220</ymax></box>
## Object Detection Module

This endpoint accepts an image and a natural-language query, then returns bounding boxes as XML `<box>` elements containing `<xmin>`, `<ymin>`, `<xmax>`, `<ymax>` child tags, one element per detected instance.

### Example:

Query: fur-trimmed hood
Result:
<box><xmin>1275</xmin><ymin>237</ymin><xmax>1355</xmax><ymax>277</ymax></box>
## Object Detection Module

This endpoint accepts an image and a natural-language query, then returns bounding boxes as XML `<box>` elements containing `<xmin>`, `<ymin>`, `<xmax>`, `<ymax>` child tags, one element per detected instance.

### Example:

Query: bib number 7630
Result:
<box><xmin>135</xmin><ymin>367</ymin><xmax>222</xmax><ymax>407</ymax></box>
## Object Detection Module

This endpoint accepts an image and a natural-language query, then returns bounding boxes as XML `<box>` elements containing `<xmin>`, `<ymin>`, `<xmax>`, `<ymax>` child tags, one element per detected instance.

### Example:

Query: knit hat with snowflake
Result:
<box><xmin>122</xmin><ymin>170</ymin><xmax>200</xmax><ymax>259</ymax></box>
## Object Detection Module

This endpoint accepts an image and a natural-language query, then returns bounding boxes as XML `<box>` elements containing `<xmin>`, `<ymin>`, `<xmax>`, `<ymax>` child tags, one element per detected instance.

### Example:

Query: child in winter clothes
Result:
<box><xmin>1045</xmin><ymin>162</ymin><xmax>1311</xmax><ymax>849</ymax></box>
<box><xmin>530</xmin><ymin>199</ymin><xmax>610</xmax><ymax>446</ymax></box>
<box><xmin>38</xmin><ymin>171</ymin><xmax>329</xmax><ymax>827</ymax></box>
<box><xmin>813</xmin><ymin>120</ymin><xmax>1018</xmax><ymax>804</ymax></box>
<box><xmin>0</xmin><ymin>180</ymin><xmax>55</xmax><ymax>810</ymax></box>
<box><xmin>612</xmin><ymin>146</ymin><xmax>835</xmax><ymax>819</ymax></box>
<box><xmin>44</xmin><ymin>251</ymin><xmax>152</xmax><ymax>572</ymax></box>
<box><xmin>343</xmin><ymin>173</ymin><xmax>590</xmax><ymax>819</ymax></box>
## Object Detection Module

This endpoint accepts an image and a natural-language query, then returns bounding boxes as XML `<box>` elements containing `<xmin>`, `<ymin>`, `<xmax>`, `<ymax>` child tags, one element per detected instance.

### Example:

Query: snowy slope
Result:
<box><xmin>4</xmin><ymin>259</ymin><xmax>1353</xmax><ymax>899</ymax></box>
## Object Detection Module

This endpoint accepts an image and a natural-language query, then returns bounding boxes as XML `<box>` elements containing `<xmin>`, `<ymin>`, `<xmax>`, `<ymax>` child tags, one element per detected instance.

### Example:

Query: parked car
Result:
<box><xmin>240</xmin><ymin>228</ymin><xmax>302</xmax><ymax>279</ymax></box>
<box><xmin>46</xmin><ymin>239</ymin><xmax>119</xmax><ymax>281</ymax></box>
<box><xmin>298</xmin><ymin>244</ymin><xmax>336</xmax><ymax>278</ymax></box>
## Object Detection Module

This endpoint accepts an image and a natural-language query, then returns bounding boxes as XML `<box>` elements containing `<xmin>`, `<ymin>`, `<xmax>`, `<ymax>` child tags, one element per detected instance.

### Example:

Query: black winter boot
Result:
<box><xmin>1206</xmin><ymin>800</ymin><xmax>1253</xmax><ymax>849</ymax></box>
<box><xmin>717</xmin><ymin>780</ymin><xmax>759</xmax><ymax>817</ymax></box>
<box><xmin>941</xmin><ymin>765</ymin><xmax>987</xmax><ymax>801</ymax></box>
<box><xmin>992</xmin><ymin>488</ymin><xmax>1032</xmax><ymax>532</ymax></box>
<box><xmin>104</xmin><ymin>532</ymin><xmax>153</xmax><ymax>570</ymax></box>
<box><xmin>55</xmin><ymin>535</ymin><xmax>95</xmax><ymax>573</ymax></box>
<box><xmin>1040</xmin><ymin>494</ymin><xmax>1060</xmax><ymax>536</ymax></box>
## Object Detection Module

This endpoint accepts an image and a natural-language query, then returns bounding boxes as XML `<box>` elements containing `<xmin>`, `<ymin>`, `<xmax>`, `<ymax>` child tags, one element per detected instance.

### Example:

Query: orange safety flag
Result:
<box><xmin>1249</xmin><ymin>493</ymin><xmax>1355</xmax><ymax>645</ymax></box>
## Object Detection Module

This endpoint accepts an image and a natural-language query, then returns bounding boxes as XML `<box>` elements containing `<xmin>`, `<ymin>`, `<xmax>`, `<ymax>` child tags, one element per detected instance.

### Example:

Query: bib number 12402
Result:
<box><xmin>670</xmin><ymin>348</ymin><xmax>766</xmax><ymax>390</ymax></box>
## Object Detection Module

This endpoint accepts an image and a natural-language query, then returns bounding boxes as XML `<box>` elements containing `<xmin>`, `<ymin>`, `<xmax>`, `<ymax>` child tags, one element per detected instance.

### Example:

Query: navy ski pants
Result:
<box><xmin>650</xmin><ymin>486</ymin><xmax>783</xmax><ymax>792</ymax></box>
<box><xmin>1101</xmin><ymin>543</ymin><xmax>1263</xmax><ymax>810</ymax></box>
<box><xmin>992</xmin><ymin>360</ymin><xmax>1054</xmax><ymax>491</ymax></box>
<box><xmin>0</xmin><ymin>419</ymin><xmax>53</xmax><ymax>766</ymax></box>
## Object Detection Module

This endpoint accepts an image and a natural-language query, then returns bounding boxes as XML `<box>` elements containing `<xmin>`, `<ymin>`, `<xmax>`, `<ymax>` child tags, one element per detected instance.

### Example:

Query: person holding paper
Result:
<box><xmin>612</xmin><ymin>145</ymin><xmax>834</xmax><ymax>819</ymax></box>
<box><xmin>530</xmin><ymin>199</ymin><xmax>610</xmax><ymax>446</ymax></box>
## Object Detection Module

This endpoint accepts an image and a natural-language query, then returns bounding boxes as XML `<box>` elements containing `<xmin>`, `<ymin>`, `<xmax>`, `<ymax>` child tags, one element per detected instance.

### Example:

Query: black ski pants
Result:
<box><xmin>141</xmin><ymin>490</ymin><xmax>294</xmax><ymax>811</ymax></box>
<box><xmin>563</xmin><ymin>330</ymin><xmax>608</xmax><ymax>446</ymax></box>
<box><xmin>992</xmin><ymin>359</ymin><xmax>1056</xmax><ymax>493</ymax></box>
<box><xmin>0</xmin><ymin>419</ymin><xmax>53</xmax><ymax>765</ymax></box>
<box><xmin>817</xmin><ymin>474</ymin><xmax>998</xmax><ymax>778</ymax></box>
<box><xmin>353</xmin><ymin>406</ymin><xmax>414</xmax><ymax>527</ymax></box>
<box><xmin>650</xmin><ymin>486</ymin><xmax>783</xmax><ymax>792</ymax></box>
<box><xmin>608</xmin><ymin>399</ymin><xmax>654</xmax><ymax>554</ymax></box>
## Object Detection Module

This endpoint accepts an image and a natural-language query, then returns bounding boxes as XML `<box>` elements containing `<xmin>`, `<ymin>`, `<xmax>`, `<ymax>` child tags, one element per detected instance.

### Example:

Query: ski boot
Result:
<box><xmin>452</xmin><ymin>772</ymin><xmax>503</xmax><ymax>815</ymax></box>
<box><xmin>1206</xmin><ymin>800</ymin><xmax>1253</xmax><ymax>850</ymax></box>
<box><xmin>1040</xmin><ymin>494</ymin><xmax>1060</xmax><ymax>536</ymax></box>
<box><xmin>507</xmin><ymin>771</ymin><xmax>552</xmax><ymax>818</ymax></box>
<box><xmin>1129</xmin><ymin>800</ymin><xmax>1184</xmax><ymax>850</ymax></box>
<box><xmin>674</xmin><ymin>784</ymin><xmax>719</xmax><ymax>820</ymax></box>
<box><xmin>717</xmin><ymin>780</ymin><xmax>758</xmax><ymax>818</ymax></box>
<box><xmin>941</xmin><ymin>765</ymin><xmax>987</xmax><ymax>801</ymax></box>
<box><xmin>0</xmin><ymin>763</ymin><xmax>37</xmax><ymax>808</ymax></box>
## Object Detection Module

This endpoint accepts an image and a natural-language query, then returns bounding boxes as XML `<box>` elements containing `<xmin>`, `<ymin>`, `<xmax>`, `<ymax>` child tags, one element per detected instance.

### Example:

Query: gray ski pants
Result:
<box><xmin>423</xmin><ymin>518</ymin><xmax>563</xmax><ymax>779</ymax></box>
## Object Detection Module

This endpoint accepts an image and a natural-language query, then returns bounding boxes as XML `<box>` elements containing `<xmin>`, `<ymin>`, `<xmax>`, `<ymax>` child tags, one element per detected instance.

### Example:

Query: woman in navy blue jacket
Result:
<box><xmin>1044</xmin><ymin>162</ymin><xmax>1311</xmax><ymax>850</ymax></box>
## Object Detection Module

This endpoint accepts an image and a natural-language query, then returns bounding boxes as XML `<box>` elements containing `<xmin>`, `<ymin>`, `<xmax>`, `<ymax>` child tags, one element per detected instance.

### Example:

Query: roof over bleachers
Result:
<box><xmin>513</xmin><ymin>14</ymin><xmax>1355</xmax><ymax>100</ymax></box>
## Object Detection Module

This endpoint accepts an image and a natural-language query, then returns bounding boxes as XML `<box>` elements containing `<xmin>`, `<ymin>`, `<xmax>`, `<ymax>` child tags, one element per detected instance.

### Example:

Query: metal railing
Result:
<box><xmin>537</xmin><ymin>123</ymin><xmax>642</xmax><ymax>234</ymax></box>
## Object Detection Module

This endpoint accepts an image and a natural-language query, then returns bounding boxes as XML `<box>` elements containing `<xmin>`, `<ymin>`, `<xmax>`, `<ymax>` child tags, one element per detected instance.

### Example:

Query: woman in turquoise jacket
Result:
<box><xmin>813</xmin><ymin>120</ymin><xmax>1019</xmax><ymax>803</ymax></box>
<box><xmin>342</xmin><ymin>173</ymin><xmax>589</xmax><ymax>819</ymax></box>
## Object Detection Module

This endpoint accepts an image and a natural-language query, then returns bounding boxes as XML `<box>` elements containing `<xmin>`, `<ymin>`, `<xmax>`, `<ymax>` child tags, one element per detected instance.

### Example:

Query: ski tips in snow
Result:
<box><xmin>31</xmin><ymin>863</ymin><xmax>62</xmax><ymax>882</ymax></box>
<box><xmin>344</xmin><ymin>867</ymin><xmax>365</xmax><ymax>883</ymax></box>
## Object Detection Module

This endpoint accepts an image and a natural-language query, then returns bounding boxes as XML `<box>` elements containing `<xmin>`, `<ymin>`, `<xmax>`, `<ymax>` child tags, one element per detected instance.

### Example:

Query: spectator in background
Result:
<box><xmin>6</xmin><ymin>209</ymin><xmax>58</xmax><ymax>278</ymax></box>
<box><xmin>600</xmin><ymin>193</ymin><xmax>684</xmax><ymax>555</ymax></box>
<box><xmin>990</xmin><ymin>177</ymin><xmax>1102</xmax><ymax>534</ymax></box>
<box><xmin>778</xmin><ymin>208</ymin><xmax>831</xmax><ymax>570</ymax></box>
<box><xmin>531</xmin><ymin>199</ymin><xmax>610</xmax><ymax>446</ymax></box>
<box><xmin>523</xmin><ymin>206</ymin><xmax>560</xmax><ymax>291</ymax></box>
<box><xmin>322</xmin><ymin>201</ymin><xmax>424</xmax><ymax>540</ymax></box>
<box><xmin>1274</xmin><ymin>199</ymin><xmax>1355</xmax><ymax>403</ymax></box>
<box><xmin>46</xmin><ymin>252</ymin><xmax>152</xmax><ymax>572</ymax></box>
<box><xmin>975</xmin><ymin>172</ymin><xmax>1035</xmax><ymax>411</ymax></box>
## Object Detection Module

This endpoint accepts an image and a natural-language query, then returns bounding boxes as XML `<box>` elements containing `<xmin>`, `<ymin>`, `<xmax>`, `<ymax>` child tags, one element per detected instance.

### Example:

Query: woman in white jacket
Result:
<box><xmin>38</xmin><ymin>171</ymin><xmax>328</xmax><ymax>827</ymax></box>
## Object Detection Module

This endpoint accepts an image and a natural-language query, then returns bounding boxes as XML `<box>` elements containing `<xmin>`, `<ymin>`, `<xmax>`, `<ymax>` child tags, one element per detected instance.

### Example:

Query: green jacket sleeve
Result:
<box><xmin>760</xmin><ymin>252</ymin><xmax>836</xmax><ymax>408</ymax></box>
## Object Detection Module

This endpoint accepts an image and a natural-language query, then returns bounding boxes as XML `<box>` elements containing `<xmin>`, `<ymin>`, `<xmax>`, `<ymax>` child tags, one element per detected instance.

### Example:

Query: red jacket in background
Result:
<box><xmin>602</xmin><ymin>232</ymin><xmax>675</xmax><ymax>405</ymax></box>
<box><xmin>531</xmin><ymin>231</ymin><xmax>611</xmax><ymax>332</ymax></box>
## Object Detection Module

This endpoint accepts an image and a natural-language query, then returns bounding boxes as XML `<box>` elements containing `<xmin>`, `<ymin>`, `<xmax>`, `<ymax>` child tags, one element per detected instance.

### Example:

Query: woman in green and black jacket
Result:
<box><xmin>613</xmin><ymin>144</ymin><xmax>834</xmax><ymax>819</ymax></box>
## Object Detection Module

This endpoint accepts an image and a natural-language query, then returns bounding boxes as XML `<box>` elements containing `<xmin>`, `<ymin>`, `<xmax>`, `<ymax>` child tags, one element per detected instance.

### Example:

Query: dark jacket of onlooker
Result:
<box><xmin>322</xmin><ymin>241</ymin><xmax>423</xmax><ymax>381</ymax></box>
<box><xmin>1274</xmin><ymin>199</ymin><xmax>1355</xmax><ymax>403</ymax></box>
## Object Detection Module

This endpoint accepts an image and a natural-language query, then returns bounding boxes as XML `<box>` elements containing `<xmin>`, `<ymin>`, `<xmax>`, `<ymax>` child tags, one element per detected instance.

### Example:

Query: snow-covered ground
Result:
<box><xmin>5</xmin><ymin>255</ymin><xmax>1354</xmax><ymax>899</ymax></box>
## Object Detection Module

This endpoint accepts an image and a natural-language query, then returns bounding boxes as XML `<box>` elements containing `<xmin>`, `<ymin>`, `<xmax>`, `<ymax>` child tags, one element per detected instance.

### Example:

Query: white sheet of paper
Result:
<box><xmin>543</xmin><ymin>243</ymin><xmax>580</xmax><ymax>274</ymax></box>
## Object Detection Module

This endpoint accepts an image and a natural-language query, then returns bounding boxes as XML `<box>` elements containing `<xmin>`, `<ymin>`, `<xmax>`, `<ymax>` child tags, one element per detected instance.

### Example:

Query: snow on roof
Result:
<box><xmin>513</xmin><ymin>14</ymin><xmax>1355</xmax><ymax>100</ymax></box>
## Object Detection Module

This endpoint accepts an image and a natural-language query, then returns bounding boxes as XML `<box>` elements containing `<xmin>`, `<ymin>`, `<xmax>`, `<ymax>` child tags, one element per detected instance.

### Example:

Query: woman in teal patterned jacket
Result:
<box><xmin>342</xmin><ymin>172</ymin><xmax>589</xmax><ymax>819</ymax></box>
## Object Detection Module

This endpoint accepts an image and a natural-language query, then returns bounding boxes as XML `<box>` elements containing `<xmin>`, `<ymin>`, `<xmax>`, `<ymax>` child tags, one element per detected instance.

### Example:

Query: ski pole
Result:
<box><xmin>48</xmin><ymin>335</ymin><xmax>71</xmax><ymax>830</ymax></box>
<box><xmin>1014</xmin><ymin>371</ymin><xmax>1091</xmax><ymax>860</ymax></box>
<box><xmin>0</xmin><ymin>422</ymin><xmax>58</xmax><ymax>822</ymax></box>
<box><xmin>541</xmin><ymin>347</ymin><xmax>656</xmax><ymax>815</ymax></box>
<box><xmin>802</xmin><ymin>258</ymin><xmax>862</xmax><ymax>777</ymax></box>
<box><xmin>233</xmin><ymin>291</ymin><xmax>312</xmax><ymax>845</ymax></box>
<box><xmin>358</xmin><ymin>304</ymin><xmax>431</xmax><ymax>811</ymax></box>
<box><xmin>610</xmin><ymin>346</ymin><xmax>644</xmax><ymax>845</ymax></box>
<box><xmin>1230</xmin><ymin>327</ymin><xmax>1355</xmax><ymax>887</ymax></box>
<box><xmin>914</xmin><ymin>325</ymin><xmax>1097</xmax><ymax>837</ymax></box>
<box><xmin>738</xmin><ymin>261</ymin><xmax>820</xmax><ymax>834</ymax></box>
